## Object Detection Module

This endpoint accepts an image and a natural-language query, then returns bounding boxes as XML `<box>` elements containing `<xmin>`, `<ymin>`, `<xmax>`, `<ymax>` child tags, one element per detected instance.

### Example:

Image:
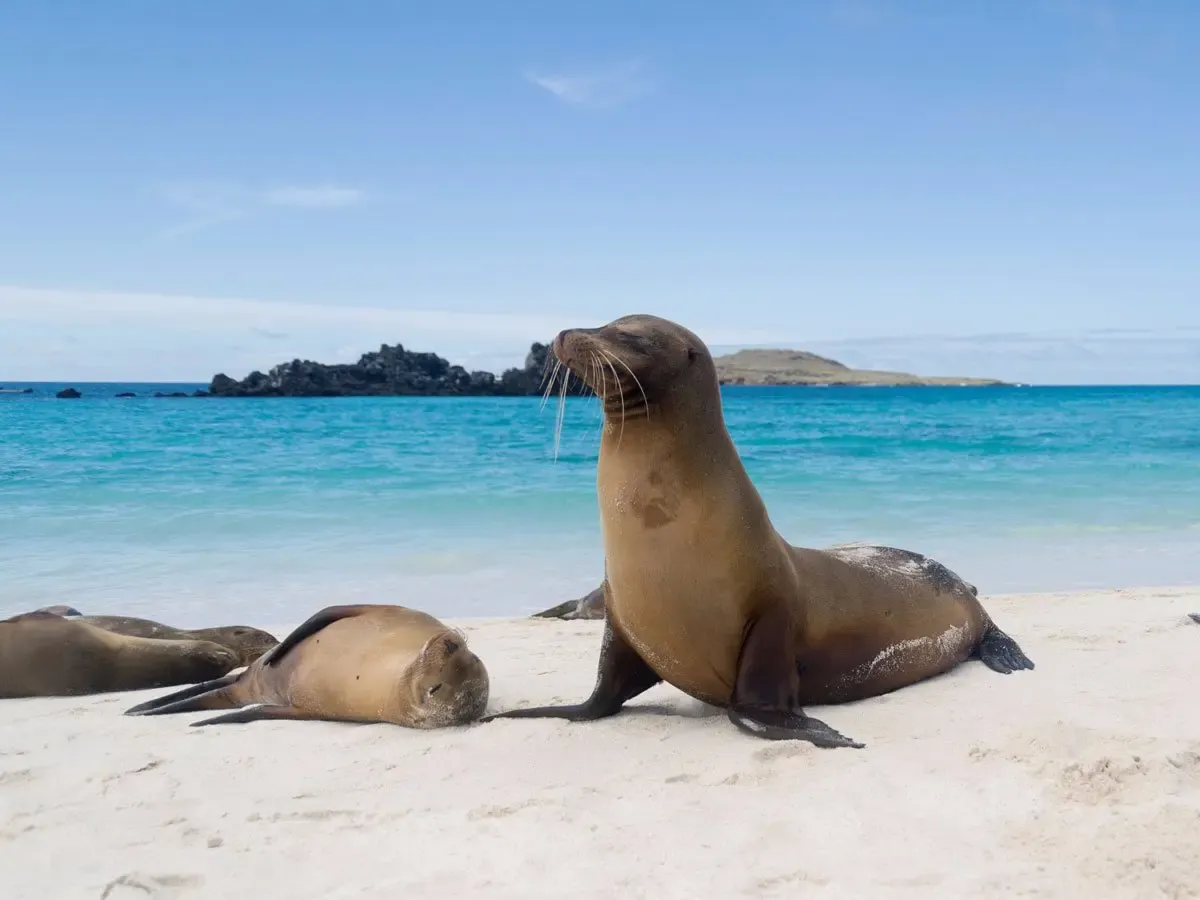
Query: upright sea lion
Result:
<box><xmin>73</xmin><ymin>616</ymin><xmax>277</xmax><ymax>668</ymax></box>
<box><xmin>483</xmin><ymin>314</ymin><xmax>1034</xmax><ymax>748</ymax></box>
<box><xmin>123</xmin><ymin>604</ymin><xmax>490</xmax><ymax>729</ymax></box>
<box><xmin>0</xmin><ymin>611</ymin><xmax>240</xmax><ymax>699</ymax></box>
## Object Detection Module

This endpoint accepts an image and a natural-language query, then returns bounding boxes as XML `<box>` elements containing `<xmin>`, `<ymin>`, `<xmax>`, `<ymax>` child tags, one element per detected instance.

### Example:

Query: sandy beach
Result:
<box><xmin>2</xmin><ymin>585</ymin><xmax>1199</xmax><ymax>899</ymax></box>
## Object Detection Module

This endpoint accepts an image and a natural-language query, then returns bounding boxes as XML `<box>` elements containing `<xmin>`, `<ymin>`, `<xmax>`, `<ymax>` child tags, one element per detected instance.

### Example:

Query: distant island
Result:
<box><xmin>713</xmin><ymin>349</ymin><xmax>1007</xmax><ymax>387</ymax></box>
<box><xmin>205</xmin><ymin>341</ymin><xmax>1006</xmax><ymax>397</ymax></box>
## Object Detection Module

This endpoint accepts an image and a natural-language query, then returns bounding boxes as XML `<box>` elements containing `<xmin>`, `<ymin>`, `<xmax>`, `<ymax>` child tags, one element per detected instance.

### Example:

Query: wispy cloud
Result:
<box><xmin>263</xmin><ymin>185</ymin><xmax>366</xmax><ymax>209</ymax></box>
<box><xmin>157</xmin><ymin>181</ymin><xmax>368</xmax><ymax>237</ymax></box>
<box><xmin>0</xmin><ymin>285</ymin><xmax>789</xmax><ymax>382</ymax></box>
<box><xmin>525</xmin><ymin>60</ymin><xmax>652</xmax><ymax>108</ymax></box>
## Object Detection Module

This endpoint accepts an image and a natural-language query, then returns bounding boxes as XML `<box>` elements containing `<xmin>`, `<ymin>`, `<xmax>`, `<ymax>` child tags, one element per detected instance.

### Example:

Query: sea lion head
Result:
<box><xmin>174</xmin><ymin>640</ymin><xmax>241</xmax><ymax>683</ymax></box>
<box><xmin>191</xmin><ymin>625</ymin><xmax>280</xmax><ymax>668</ymax></box>
<box><xmin>552</xmin><ymin>314</ymin><xmax>718</xmax><ymax>423</ymax></box>
<box><xmin>406</xmin><ymin>630</ymin><xmax>490</xmax><ymax>728</ymax></box>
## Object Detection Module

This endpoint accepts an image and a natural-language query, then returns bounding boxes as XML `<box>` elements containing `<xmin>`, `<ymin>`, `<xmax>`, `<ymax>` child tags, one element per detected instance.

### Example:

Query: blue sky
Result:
<box><xmin>1</xmin><ymin>1</ymin><xmax>1197</xmax><ymax>383</ymax></box>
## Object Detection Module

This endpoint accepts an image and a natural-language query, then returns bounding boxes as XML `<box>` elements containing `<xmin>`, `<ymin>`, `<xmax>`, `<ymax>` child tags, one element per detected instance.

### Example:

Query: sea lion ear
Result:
<box><xmin>419</xmin><ymin>631</ymin><xmax>462</xmax><ymax>666</ymax></box>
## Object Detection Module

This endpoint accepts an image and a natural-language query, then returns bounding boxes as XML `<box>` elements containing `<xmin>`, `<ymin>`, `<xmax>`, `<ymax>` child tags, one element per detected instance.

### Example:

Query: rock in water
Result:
<box><xmin>206</xmin><ymin>340</ymin><xmax>592</xmax><ymax>398</ymax></box>
<box><xmin>56</xmin><ymin>388</ymin><xmax>82</xmax><ymax>399</ymax></box>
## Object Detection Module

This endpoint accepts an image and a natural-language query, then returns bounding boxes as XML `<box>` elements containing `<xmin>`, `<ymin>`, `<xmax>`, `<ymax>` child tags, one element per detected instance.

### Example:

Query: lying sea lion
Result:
<box><xmin>0</xmin><ymin>611</ymin><xmax>240</xmax><ymax>699</ymax></box>
<box><xmin>483</xmin><ymin>314</ymin><xmax>1034</xmax><ymax>748</ymax></box>
<box><xmin>531</xmin><ymin>584</ymin><xmax>606</xmax><ymax>620</ymax></box>
<box><xmin>72</xmin><ymin>616</ymin><xmax>278</xmax><ymax>668</ymax></box>
<box><xmin>123</xmin><ymin>604</ymin><xmax>490</xmax><ymax>728</ymax></box>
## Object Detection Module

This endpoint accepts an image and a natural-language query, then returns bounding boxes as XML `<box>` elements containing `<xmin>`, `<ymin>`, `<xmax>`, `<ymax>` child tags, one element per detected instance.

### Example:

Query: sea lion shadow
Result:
<box><xmin>625</xmin><ymin>700</ymin><xmax>726</xmax><ymax>720</ymax></box>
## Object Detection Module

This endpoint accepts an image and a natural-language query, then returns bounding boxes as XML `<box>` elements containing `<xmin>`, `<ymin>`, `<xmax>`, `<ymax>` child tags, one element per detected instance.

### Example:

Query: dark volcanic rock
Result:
<box><xmin>153</xmin><ymin>391</ymin><xmax>191</xmax><ymax>398</ymax></box>
<box><xmin>115</xmin><ymin>392</ymin><xmax>137</xmax><ymax>398</ymax></box>
<box><xmin>207</xmin><ymin>339</ymin><xmax>592</xmax><ymax>398</ymax></box>
<box><xmin>56</xmin><ymin>388</ymin><xmax>82</xmax><ymax>399</ymax></box>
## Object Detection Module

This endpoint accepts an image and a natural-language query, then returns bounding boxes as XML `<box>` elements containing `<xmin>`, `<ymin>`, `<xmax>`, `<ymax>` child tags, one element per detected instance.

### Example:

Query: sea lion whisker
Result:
<box><xmin>604</xmin><ymin>348</ymin><xmax>650</xmax><ymax>420</ymax></box>
<box><xmin>598</xmin><ymin>350</ymin><xmax>626</xmax><ymax>448</ymax></box>
<box><xmin>590</xmin><ymin>352</ymin><xmax>609</xmax><ymax>440</ymax></box>
<box><xmin>552</xmin><ymin>367</ymin><xmax>570</xmax><ymax>462</ymax></box>
<box><xmin>540</xmin><ymin>360</ymin><xmax>561</xmax><ymax>412</ymax></box>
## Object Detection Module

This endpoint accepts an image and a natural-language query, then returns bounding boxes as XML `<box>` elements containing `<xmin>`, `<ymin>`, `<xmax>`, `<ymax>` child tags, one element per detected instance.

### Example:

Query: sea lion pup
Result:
<box><xmin>71</xmin><ymin>616</ymin><xmax>278</xmax><ymax>668</ymax></box>
<box><xmin>0</xmin><ymin>611</ymin><xmax>240</xmax><ymax>699</ymax></box>
<box><xmin>482</xmin><ymin>314</ymin><xmax>1034</xmax><ymax>749</ymax></box>
<box><xmin>123</xmin><ymin>604</ymin><xmax>490</xmax><ymax>729</ymax></box>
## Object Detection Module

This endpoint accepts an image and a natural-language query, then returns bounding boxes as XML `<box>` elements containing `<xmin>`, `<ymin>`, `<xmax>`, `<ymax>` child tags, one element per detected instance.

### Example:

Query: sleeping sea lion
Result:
<box><xmin>123</xmin><ymin>604</ymin><xmax>489</xmax><ymax>728</ymax></box>
<box><xmin>72</xmin><ymin>616</ymin><xmax>277</xmax><ymax>667</ymax></box>
<box><xmin>0</xmin><ymin>611</ymin><xmax>240</xmax><ymax>698</ymax></box>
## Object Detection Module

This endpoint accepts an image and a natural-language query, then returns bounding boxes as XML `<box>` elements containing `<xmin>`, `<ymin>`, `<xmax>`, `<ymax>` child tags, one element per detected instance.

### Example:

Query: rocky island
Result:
<box><xmin>714</xmin><ymin>349</ymin><xmax>1006</xmax><ymax>387</ymax></box>
<box><xmin>207</xmin><ymin>342</ymin><xmax>1005</xmax><ymax>397</ymax></box>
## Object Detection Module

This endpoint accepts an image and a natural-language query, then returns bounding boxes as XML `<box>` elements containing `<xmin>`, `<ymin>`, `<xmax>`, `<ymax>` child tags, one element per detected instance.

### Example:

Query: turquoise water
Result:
<box><xmin>1</xmin><ymin>383</ymin><xmax>1198</xmax><ymax>623</ymax></box>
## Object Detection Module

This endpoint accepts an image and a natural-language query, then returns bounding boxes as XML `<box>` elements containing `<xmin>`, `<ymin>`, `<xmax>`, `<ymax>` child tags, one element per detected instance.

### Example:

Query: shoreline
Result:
<box><xmin>4</xmin><ymin>584</ymin><xmax>1199</xmax><ymax>898</ymax></box>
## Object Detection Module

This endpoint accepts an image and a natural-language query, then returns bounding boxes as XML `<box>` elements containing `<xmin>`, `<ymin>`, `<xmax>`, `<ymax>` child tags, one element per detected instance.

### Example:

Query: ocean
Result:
<box><xmin>1</xmin><ymin>382</ymin><xmax>1197</xmax><ymax>624</ymax></box>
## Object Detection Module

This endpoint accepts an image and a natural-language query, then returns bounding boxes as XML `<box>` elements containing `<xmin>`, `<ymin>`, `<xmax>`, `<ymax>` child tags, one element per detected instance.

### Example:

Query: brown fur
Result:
<box><xmin>124</xmin><ymin>604</ymin><xmax>490</xmax><ymax>728</ymax></box>
<box><xmin>484</xmin><ymin>314</ymin><xmax>1032</xmax><ymax>747</ymax></box>
<box><xmin>69</xmin><ymin>616</ymin><xmax>278</xmax><ymax>668</ymax></box>
<box><xmin>0</xmin><ymin>612</ymin><xmax>240</xmax><ymax>698</ymax></box>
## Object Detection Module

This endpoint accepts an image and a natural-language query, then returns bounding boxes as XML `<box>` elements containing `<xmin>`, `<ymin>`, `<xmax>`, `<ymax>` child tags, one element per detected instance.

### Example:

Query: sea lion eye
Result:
<box><xmin>426</xmin><ymin>683</ymin><xmax>443</xmax><ymax>698</ymax></box>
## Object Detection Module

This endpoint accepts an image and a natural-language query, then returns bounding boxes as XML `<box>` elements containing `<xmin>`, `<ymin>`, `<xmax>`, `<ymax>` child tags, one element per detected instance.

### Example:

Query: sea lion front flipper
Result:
<box><xmin>190</xmin><ymin>704</ymin><xmax>381</xmax><ymax>727</ymax></box>
<box><xmin>727</xmin><ymin>601</ymin><xmax>865</xmax><ymax>749</ymax></box>
<box><xmin>1188</xmin><ymin>613</ymin><xmax>1200</xmax><ymax>624</ymax></box>
<box><xmin>261</xmin><ymin>604</ymin><xmax>376</xmax><ymax>668</ymax></box>
<box><xmin>480</xmin><ymin>618</ymin><xmax>661</xmax><ymax>723</ymax></box>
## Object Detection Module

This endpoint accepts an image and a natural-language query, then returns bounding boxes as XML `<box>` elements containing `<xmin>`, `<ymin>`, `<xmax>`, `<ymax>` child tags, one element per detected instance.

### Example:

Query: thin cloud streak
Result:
<box><xmin>156</xmin><ymin>181</ymin><xmax>368</xmax><ymax>237</ymax></box>
<box><xmin>525</xmin><ymin>60</ymin><xmax>652</xmax><ymax>108</ymax></box>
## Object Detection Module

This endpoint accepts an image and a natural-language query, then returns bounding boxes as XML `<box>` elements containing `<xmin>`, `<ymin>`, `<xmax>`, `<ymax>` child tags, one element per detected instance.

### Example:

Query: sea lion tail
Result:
<box><xmin>974</xmin><ymin>623</ymin><xmax>1035</xmax><ymax>675</ymax></box>
<box><xmin>123</xmin><ymin>672</ymin><xmax>242</xmax><ymax>716</ymax></box>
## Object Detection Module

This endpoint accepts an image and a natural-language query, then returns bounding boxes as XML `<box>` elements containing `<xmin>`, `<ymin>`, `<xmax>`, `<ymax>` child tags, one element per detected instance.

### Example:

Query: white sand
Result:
<box><xmin>3</xmin><ymin>586</ymin><xmax>1199</xmax><ymax>899</ymax></box>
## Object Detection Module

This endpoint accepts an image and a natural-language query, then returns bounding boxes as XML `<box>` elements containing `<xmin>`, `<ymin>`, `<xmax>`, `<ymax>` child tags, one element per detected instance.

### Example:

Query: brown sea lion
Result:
<box><xmin>71</xmin><ymin>616</ymin><xmax>278</xmax><ymax>668</ymax></box>
<box><xmin>123</xmin><ymin>604</ymin><xmax>490</xmax><ymax>728</ymax></box>
<box><xmin>482</xmin><ymin>314</ymin><xmax>1034</xmax><ymax>748</ymax></box>
<box><xmin>0</xmin><ymin>611</ymin><xmax>240</xmax><ymax>699</ymax></box>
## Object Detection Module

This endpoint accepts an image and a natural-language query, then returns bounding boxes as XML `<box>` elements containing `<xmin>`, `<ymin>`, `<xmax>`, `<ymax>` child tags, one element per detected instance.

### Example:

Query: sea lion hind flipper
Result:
<box><xmin>191</xmin><ymin>705</ymin><xmax>381</xmax><ymax>727</ymax></box>
<box><xmin>480</xmin><ymin>618</ymin><xmax>661</xmax><ymax>723</ymax></box>
<box><xmin>728</xmin><ymin>601</ymin><xmax>864</xmax><ymax>749</ymax></box>
<box><xmin>123</xmin><ymin>672</ymin><xmax>241</xmax><ymax>716</ymax></box>
<box><xmin>1188</xmin><ymin>613</ymin><xmax>1200</xmax><ymax>625</ymax></box>
<box><xmin>261</xmin><ymin>605</ymin><xmax>375</xmax><ymax>668</ymax></box>
<box><xmin>974</xmin><ymin>623</ymin><xmax>1035</xmax><ymax>675</ymax></box>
